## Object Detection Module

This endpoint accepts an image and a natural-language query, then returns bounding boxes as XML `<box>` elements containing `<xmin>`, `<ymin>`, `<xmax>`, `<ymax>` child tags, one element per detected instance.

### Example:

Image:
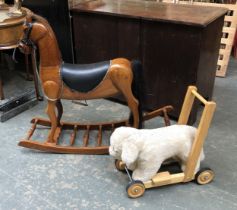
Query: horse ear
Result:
<box><xmin>121</xmin><ymin>138</ymin><xmax>139</xmax><ymax>166</ymax></box>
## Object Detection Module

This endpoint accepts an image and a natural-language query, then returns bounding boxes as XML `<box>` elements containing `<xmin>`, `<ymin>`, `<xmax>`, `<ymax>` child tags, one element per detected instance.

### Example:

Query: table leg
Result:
<box><xmin>25</xmin><ymin>54</ymin><xmax>33</xmax><ymax>81</ymax></box>
<box><xmin>0</xmin><ymin>77</ymin><xmax>4</xmax><ymax>100</ymax></box>
<box><xmin>31</xmin><ymin>51</ymin><xmax>43</xmax><ymax>101</ymax></box>
<box><xmin>0</xmin><ymin>51</ymin><xmax>4</xmax><ymax>100</ymax></box>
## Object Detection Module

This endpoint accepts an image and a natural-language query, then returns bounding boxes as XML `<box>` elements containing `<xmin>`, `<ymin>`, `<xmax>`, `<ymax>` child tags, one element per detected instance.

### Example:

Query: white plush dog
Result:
<box><xmin>109</xmin><ymin>125</ymin><xmax>204</xmax><ymax>182</ymax></box>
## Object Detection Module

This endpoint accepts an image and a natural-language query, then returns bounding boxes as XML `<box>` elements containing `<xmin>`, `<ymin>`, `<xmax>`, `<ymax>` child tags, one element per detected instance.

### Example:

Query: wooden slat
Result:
<box><xmin>219</xmin><ymin>47</ymin><xmax>231</xmax><ymax>53</ymax></box>
<box><xmin>83</xmin><ymin>125</ymin><xmax>90</xmax><ymax>146</ymax></box>
<box><xmin>18</xmin><ymin>140</ymin><xmax>109</xmax><ymax>154</ymax></box>
<box><xmin>178</xmin><ymin>86</ymin><xmax>197</xmax><ymax>125</ymax></box>
<box><xmin>70</xmin><ymin>125</ymin><xmax>77</xmax><ymax>146</ymax></box>
<box><xmin>26</xmin><ymin>119</ymin><xmax>38</xmax><ymax>140</ymax></box>
<box><xmin>225</xmin><ymin>16</ymin><xmax>235</xmax><ymax>22</ymax></box>
<box><xmin>222</xmin><ymin>26</ymin><xmax>236</xmax><ymax>34</ymax></box>
<box><xmin>30</xmin><ymin>117</ymin><xmax>127</xmax><ymax>130</ymax></box>
<box><xmin>97</xmin><ymin>125</ymin><xmax>102</xmax><ymax>146</ymax></box>
<box><xmin>216</xmin><ymin>65</ymin><xmax>228</xmax><ymax>77</ymax></box>
<box><xmin>144</xmin><ymin>172</ymin><xmax>185</xmax><ymax>188</ymax></box>
<box><xmin>218</xmin><ymin>59</ymin><xmax>229</xmax><ymax>66</ymax></box>
<box><xmin>221</xmin><ymin>38</ymin><xmax>231</xmax><ymax>45</ymax></box>
<box><xmin>225</xmin><ymin>16</ymin><xmax>237</xmax><ymax>26</ymax></box>
<box><xmin>163</xmin><ymin>109</ymin><xmax>171</xmax><ymax>126</ymax></box>
<box><xmin>143</xmin><ymin>105</ymin><xmax>173</xmax><ymax>121</ymax></box>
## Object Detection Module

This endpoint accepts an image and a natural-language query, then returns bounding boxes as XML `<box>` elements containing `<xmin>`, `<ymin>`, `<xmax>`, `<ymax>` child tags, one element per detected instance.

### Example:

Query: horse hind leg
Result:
<box><xmin>130</xmin><ymin>60</ymin><xmax>144</xmax><ymax>128</ymax></box>
<box><xmin>110</xmin><ymin>60</ymin><xmax>140</xmax><ymax>128</ymax></box>
<box><xmin>126</xmin><ymin>90</ymin><xmax>139</xmax><ymax>128</ymax></box>
<box><xmin>116</xmin><ymin>82</ymin><xmax>139</xmax><ymax>128</ymax></box>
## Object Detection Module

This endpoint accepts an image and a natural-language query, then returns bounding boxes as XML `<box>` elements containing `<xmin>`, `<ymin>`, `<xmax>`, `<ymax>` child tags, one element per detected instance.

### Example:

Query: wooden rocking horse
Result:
<box><xmin>18</xmin><ymin>13</ymin><xmax>173</xmax><ymax>154</ymax></box>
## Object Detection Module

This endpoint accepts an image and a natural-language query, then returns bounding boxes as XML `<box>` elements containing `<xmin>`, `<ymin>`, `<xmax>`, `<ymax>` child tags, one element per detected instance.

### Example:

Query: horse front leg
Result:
<box><xmin>43</xmin><ymin>81</ymin><xmax>61</xmax><ymax>144</ymax></box>
<box><xmin>46</xmin><ymin>100</ymin><xmax>57</xmax><ymax>144</ymax></box>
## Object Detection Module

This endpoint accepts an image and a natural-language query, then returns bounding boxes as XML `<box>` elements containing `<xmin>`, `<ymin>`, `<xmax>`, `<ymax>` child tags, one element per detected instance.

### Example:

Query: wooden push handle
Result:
<box><xmin>178</xmin><ymin>86</ymin><xmax>216</xmax><ymax>125</ymax></box>
<box><xmin>191</xmin><ymin>89</ymin><xmax>208</xmax><ymax>105</ymax></box>
<box><xmin>177</xmin><ymin>86</ymin><xmax>217</xmax><ymax>182</ymax></box>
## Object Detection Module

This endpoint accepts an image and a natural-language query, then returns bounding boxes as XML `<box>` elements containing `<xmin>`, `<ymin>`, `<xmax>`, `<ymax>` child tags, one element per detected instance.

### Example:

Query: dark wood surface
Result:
<box><xmin>72</xmin><ymin>0</ymin><xmax>227</xmax><ymax>27</ymax></box>
<box><xmin>71</xmin><ymin>0</ymin><xmax>227</xmax><ymax>122</ymax></box>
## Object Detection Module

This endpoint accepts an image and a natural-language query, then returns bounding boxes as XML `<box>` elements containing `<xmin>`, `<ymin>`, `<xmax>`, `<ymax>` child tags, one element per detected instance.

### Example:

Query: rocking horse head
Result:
<box><xmin>18</xmin><ymin>12</ymin><xmax>145</xmax><ymax>149</ymax></box>
<box><xmin>19</xmin><ymin>14</ymin><xmax>61</xmax><ymax>66</ymax></box>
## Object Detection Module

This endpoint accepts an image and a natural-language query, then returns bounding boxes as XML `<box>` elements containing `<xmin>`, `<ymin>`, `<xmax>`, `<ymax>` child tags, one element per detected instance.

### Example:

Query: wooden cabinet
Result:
<box><xmin>71</xmin><ymin>0</ymin><xmax>227</xmax><ymax>122</ymax></box>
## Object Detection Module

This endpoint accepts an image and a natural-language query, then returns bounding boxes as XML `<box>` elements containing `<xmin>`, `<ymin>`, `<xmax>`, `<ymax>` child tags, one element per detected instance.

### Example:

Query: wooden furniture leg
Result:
<box><xmin>24</xmin><ymin>54</ymin><xmax>32</xmax><ymax>81</ymax></box>
<box><xmin>31</xmin><ymin>50</ymin><xmax>43</xmax><ymax>101</ymax></box>
<box><xmin>0</xmin><ymin>78</ymin><xmax>4</xmax><ymax>100</ymax></box>
<box><xmin>0</xmin><ymin>52</ymin><xmax>4</xmax><ymax>100</ymax></box>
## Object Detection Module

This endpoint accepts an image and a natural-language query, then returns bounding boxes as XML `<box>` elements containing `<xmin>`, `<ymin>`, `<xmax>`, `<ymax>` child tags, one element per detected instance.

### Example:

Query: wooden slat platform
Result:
<box><xmin>18</xmin><ymin>105</ymin><xmax>173</xmax><ymax>154</ymax></box>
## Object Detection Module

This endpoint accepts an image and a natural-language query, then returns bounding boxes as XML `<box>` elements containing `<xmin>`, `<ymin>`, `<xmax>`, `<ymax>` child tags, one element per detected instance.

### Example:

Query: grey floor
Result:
<box><xmin>0</xmin><ymin>59</ymin><xmax>237</xmax><ymax>210</ymax></box>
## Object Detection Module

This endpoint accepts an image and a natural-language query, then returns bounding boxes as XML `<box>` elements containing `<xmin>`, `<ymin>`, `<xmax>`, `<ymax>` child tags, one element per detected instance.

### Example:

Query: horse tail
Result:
<box><xmin>129</xmin><ymin>60</ymin><xmax>145</xmax><ymax>129</ymax></box>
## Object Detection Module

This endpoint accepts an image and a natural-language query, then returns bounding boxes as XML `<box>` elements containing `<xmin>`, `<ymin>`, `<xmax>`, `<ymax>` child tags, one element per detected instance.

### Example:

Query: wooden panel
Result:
<box><xmin>163</xmin><ymin>1</ymin><xmax>237</xmax><ymax>77</ymax></box>
<box><xmin>72</xmin><ymin>12</ymin><xmax>140</xmax><ymax>63</ymax></box>
<box><xmin>72</xmin><ymin>12</ymin><xmax>118</xmax><ymax>63</ymax></box>
<box><xmin>196</xmin><ymin>16</ymin><xmax>224</xmax><ymax>99</ymax></box>
<box><xmin>117</xmin><ymin>18</ymin><xmax>140</xmax><ymax>59</ymax></box>
<box><xmin>141</xmin><ymin>20</ymin><xmax>200</xmax><ymax>116</ymax></box>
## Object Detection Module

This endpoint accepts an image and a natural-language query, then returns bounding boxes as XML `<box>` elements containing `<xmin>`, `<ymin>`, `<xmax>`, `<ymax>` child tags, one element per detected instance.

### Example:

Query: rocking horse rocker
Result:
<box><xmin>18</xmin><ymin>13</ymin><xmax>173</xmax><ymax>154</ymax></box>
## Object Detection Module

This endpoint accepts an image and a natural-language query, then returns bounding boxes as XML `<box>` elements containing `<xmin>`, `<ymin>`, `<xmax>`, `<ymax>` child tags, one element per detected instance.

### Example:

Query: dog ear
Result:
<box><xmin>121</xmin><ymin>136</ymin><xmax>139</xmax><ymax>166</ymax></box>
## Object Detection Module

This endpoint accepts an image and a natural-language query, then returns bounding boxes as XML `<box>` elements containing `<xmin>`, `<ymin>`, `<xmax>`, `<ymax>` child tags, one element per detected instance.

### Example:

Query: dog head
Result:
<box><xmin>109</xmin><ymin>127</ymin><xmax>141</xmax><ymax>168</ymax></box>
<box><xmin>109</xmin><ymin>126</ymin><xmax>138</xmax><ymax>159</ymax></box>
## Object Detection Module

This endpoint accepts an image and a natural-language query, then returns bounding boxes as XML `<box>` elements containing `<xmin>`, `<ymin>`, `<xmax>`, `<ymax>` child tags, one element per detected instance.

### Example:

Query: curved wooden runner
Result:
<box><xmin>18</xmin><ymin>105</ymin><xmax>173</xmax><ymax>154</ymax></box>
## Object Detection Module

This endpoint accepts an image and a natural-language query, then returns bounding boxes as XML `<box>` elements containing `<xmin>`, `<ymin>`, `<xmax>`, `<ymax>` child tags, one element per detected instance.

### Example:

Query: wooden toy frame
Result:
<box><xmin>116</xmin><ymin>86</ymin><xmax>216</xmax><ymax>198</ymax></box>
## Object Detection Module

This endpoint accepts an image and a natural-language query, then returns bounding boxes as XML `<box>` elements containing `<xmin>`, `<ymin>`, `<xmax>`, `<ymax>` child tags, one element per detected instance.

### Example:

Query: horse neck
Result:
<box><xmin>37</xmin><ymin>31</ymin><xmax>62</xmax><ymax>67</ymax></box>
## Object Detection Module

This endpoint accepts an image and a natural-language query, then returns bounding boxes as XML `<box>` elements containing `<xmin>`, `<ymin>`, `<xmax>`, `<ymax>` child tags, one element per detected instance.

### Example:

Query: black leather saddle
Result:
<box><xmin>61</xmin><ymin>61</ymin><xmax>110</xmax><ymax>93</ymax></box>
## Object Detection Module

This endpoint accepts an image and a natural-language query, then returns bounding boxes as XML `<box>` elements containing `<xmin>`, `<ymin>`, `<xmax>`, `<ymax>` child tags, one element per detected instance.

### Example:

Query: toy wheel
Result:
<box><xmin>195</xmin><ymin>168</ymin><xmax>215</xmax><ymax>185</ymax></box>
<box><xmin>126</xmin><ymin>180</ymin><xmax>145</xmax><ymax>198</ymax></box>
<box><xmin>115</xmin><ymin>159</ymin><xmax>125</xmax><ymax>171</ymax></box>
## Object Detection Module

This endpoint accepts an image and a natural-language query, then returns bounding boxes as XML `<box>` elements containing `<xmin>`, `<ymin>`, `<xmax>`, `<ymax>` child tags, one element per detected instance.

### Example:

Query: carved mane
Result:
<box><xmin>31</xmin><ymin>13</ymin><xmax>62</xmax><ymax>64</ymax></box>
